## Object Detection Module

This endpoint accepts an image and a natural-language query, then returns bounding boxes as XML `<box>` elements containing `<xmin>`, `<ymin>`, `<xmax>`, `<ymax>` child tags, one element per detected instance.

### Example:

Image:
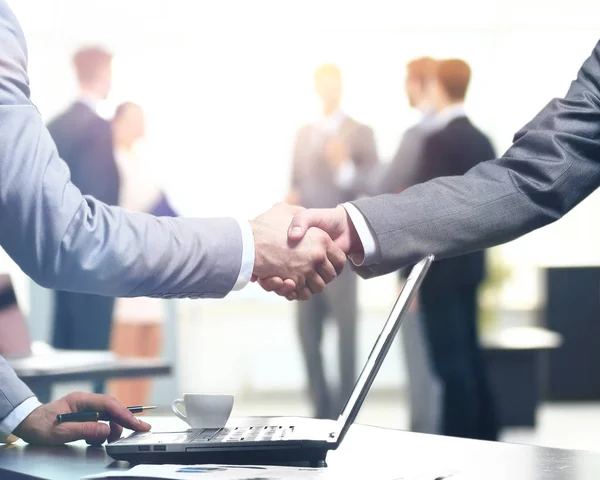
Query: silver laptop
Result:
<box><xmin>107</xmin><ymin>255</ymin><xmax>434</xmax><ymax>467</ymax></box>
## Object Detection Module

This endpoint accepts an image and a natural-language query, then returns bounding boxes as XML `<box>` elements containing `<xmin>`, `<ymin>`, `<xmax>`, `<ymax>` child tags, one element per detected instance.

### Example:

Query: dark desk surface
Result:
<box><xmin>2</xmin><ymin>419</ymin><xmax>600</xmax><ymax>479</ymax></box>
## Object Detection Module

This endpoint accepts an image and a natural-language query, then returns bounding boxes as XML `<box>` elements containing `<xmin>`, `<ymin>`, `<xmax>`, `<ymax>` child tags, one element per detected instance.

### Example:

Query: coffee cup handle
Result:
<box><xmin>171</xmin><ymin>398</ymin><xmax>187</xmax><ymax>422</ymax></box>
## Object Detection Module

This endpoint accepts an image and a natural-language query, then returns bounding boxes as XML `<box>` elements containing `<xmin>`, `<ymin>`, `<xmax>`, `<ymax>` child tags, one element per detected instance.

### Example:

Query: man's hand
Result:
<box><xmin>257</xmin><ymin>205</ymin><xmax>365</xmax><ymax>300</ymax></box>
<box><xmin>323</xmin><ymin>137</ymin><xmax>349</xmax><ymax>171</ymax></box>
<box><xmin>251</xmin><ymin>203</ymin><xmax>346</xmax><ymax>300</ymax></box>
<box><xmin>288</xmin><ymin>205</ymin><xmax>363</xmax><ymax>259</ymax></box>
<box><xmin>13</xmin><ymin>392</ymin><xmax>151</xmax><ymax>446</ymax></box>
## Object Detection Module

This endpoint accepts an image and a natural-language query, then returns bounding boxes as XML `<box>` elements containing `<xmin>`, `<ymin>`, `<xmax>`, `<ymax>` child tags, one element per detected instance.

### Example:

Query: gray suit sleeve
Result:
<box><xmin>0</xmin><ymin>0</ymin><xmax>243</xmax><ymax>427</ymax></box>
<box><xmin>0</xmin><ymin>2</ymin><xmax>242</xmax><ymax>298</ymax></box>
<box><xmin>352</xmin><ymin>40</ymin><xmax>600</xmax><ymax>279</ymax></box>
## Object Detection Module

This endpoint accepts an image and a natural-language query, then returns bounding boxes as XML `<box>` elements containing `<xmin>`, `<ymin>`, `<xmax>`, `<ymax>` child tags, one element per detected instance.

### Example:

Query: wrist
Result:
<box><xmin>249</xmin><ymin>219</ymin><xmax>267</xmax><ymax>279</ymax></box>
<box><xmin>12</xmin><ymin>404</ymin><xmax>43</xmax><ymax>441</ymax></box>
<box><xmin>336</xmin><ymin>205</ymin><xmax>363</xmax><ymax>258</ymax></box>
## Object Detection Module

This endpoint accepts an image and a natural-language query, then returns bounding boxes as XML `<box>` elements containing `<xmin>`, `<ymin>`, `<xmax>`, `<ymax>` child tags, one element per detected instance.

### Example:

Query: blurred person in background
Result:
<box><xmin>109</xmin><ymin>102</ymin><xmax>176</xmax><ymax>406</ymax></box>
<box><xmin>284</xmin><ymin>59</ymin><xmax>499</xmax><ymax>440</ymax></box>
<box><xmin>364</xmin><ymin>57</ymin><xmax>444</xmax><ymax>435</ymax></box>
<box><xmin>388</xmin><ymin>59</ymin><xmax>499</xmax><ymax>441</ymax></box>
<box><xmin>287</xmin><ymin>64</ymin><xmax>379</xmax><ymax>419</ymax></box>
<box><xmin>47</xmin><ymin>46</ymin><xmax>119</xmax><ymax>394</ymax></box>
<box><xmin>327</xmin><ymin>58</ymin><xmax>443</xmax><ymax>434</ymax></box>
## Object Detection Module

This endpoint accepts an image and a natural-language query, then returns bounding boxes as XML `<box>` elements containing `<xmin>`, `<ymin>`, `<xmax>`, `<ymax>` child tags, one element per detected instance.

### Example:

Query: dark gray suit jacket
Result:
<box><xmin>48</xmin><ymin>101</ymin><xmax>120</xmax><ymax>206</ymax></box>
<box><xmin>0</xmin><ymin>1</ymin><xmax>243</xmax><ymax>428</ymax></box>
<box><xmin>353</xmin><ymin>40</ymin><xmax>600</xmax><ymax>279</ymax></box>
<box><xmin>291</xmin><ymin>116</ymin><xmax>378</xmax><ymax>208</ymax></box>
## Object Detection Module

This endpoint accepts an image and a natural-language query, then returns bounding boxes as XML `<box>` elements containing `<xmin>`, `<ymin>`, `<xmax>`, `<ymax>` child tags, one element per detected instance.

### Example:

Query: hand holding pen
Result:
<box><xmin>57</xmin><ymin>405</ymin><xmax>156</xmax><ymax>423</ymax></box>
<box><xmin>13</xmin><ymin>392</ymin><xmax>152</xmax><ymax>446</ymax></box>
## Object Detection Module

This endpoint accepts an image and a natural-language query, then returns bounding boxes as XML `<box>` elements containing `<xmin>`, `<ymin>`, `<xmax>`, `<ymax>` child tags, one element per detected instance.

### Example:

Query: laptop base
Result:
<box><xmin>107</xmin><ymin>445</ymin><xmax>329</xmax><ymax>468</ymax></box>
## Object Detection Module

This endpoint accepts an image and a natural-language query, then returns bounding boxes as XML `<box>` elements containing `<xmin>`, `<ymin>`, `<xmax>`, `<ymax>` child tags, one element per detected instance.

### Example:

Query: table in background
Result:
<box><xmin>482</xmin><ymin>326</ymin><xmax>562</xmax><ymax>427</ymax></box>
<box><xmin>8</xmin><ymin>350</ymin><xmax>171</xmax><ymax>403</ymax></box>
<box><xmin>2</xmin><ymin>418</ymin><xmax>600</xmax><ymax>479</ymax></box>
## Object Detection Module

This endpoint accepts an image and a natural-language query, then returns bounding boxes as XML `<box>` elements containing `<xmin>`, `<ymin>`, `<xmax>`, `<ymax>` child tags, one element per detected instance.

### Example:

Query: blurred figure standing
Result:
<box><xmin>288</xmin><ymin>64</ymin><xmax>378</xmax><ymax>419</ymax></box>
<box><xmin>109</xmin><ymin>102</ymin><xmax>176</xmax><ymax>406</ymax></box>
<box><xmin>414</xmin><ymin>59</ymin><xmax>499</xmax><ymax>441</ymax></box>
<box><xmin>365</xmin><ymin>57</ymin><xmax>444</xmax><ymax>435</ymax></box>
<box><xmin>47</xmin><ymin>47</ymin><xmax>119</xmax><ymax>393</ymax></box>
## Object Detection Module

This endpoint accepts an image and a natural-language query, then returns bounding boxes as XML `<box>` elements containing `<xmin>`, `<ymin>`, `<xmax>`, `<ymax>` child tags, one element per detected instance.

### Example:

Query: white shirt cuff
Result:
<box><xmin>0</xmin><ymin>396</ymin><xmax>41</xmax><ymax>442</ymax></box>
<box><xmin>341</xmin><ymin>203</ymin><xmax>378</xmax><ymax>266</ymax></box>
<box><xmin>232</xmin><ymin>219</ymin><xmax>255</xmax><ymax>291</ymax></box>
<box><xmin>335</xmin><ymin>160</ymin><xmax>356</xmax><ymax>189</ymax></box>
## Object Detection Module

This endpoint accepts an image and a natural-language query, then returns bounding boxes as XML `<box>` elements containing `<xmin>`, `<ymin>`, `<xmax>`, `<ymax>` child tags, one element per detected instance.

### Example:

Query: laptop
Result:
<box><xmin>107</xmin><ymin>255</ymin><xmax>434</xmax><ymax>467</ymax></box>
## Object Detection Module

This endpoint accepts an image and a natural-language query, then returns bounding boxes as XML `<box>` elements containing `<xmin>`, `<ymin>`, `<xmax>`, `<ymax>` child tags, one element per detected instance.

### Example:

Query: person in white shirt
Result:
<box><xmin>109</xmin><ymin>102</ymin><xmax>174</xmax><ymax>406</ymax></box>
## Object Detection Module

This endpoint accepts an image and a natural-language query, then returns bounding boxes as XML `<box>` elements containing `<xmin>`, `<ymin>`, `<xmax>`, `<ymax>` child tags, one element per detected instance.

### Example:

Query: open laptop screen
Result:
<box><xmin>335</xmin><ymin>255</ymin><xmax>433</xmax><ymax>443</ymax></box>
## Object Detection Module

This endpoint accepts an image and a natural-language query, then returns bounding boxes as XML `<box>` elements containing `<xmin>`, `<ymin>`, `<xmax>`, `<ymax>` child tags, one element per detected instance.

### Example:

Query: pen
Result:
<box><xmin>56</xmin><ymin>405</ymin><xmax>157</xmax><ymax>423</ymax></box>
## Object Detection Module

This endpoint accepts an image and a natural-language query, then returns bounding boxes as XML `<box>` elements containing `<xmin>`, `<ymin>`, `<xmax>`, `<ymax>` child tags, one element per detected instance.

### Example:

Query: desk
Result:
<box><xmin>2</xmin><ymin>419</ymin><xmax>600</xmax><ymax>479</ymax></box>
<box><xmin>8</xmin><ymin>352</ymin><xmax>171</xmax><ymax>403</ymax></box>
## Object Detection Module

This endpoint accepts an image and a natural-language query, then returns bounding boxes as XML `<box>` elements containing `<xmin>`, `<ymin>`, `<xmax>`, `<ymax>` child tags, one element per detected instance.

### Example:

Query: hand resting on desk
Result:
<box><xmin>13</xmin><ymin>392</ymin><xmax>150</xmax><ymax>446</ymax></box>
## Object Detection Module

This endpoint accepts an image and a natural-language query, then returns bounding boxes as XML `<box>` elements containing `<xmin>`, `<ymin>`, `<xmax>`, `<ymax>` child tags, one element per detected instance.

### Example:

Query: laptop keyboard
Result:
<box><xmin>191</xmin><ymin>425</ymin><xmax>295</xmax><ymax>443</ymax></box>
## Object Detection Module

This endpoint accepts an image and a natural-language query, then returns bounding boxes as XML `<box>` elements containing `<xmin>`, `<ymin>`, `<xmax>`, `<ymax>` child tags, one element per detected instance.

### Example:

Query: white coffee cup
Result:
<box><xmin>171</xmin><ymin>393</ymin><xmax>234</xmax><ymax>429</ymax></box>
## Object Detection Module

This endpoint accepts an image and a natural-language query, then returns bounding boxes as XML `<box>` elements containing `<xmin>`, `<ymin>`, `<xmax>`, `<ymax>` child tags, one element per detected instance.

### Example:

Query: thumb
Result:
<box><xmin>288</xmin><ymin>209</ymin><xmax>326</xmax><ymax>241</ymax></box>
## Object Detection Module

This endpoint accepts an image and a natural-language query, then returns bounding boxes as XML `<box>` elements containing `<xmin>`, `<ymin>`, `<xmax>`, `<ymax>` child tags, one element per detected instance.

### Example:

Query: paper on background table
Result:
<box><xmin>82</xmin><ymin>463</ymin><xmax>462</xmax><ymax>479</ymax></box>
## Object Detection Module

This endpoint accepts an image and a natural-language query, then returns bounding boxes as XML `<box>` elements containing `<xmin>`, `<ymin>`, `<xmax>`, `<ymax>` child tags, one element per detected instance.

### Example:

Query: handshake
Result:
<box><xmin>250</xmin><ymin>203</ymin><xmax>363</xmax><ymax>301</ymax></box>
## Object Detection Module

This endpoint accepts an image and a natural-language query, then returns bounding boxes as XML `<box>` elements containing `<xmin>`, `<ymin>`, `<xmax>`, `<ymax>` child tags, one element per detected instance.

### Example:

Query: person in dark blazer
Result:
<box><xmin>287</xmin><ymin>64</ymin><xmax>379</xmax><ymax>419</ymax></box>
<box><xmin>284</xmin><ymin>60</ymin><xmax>501</xmax><ymax>440</ymax></box>
<box><xmin>47</xmin><ymin>47</ymin><xmax>120</xmax><ymax>392</ymax></box>
<box><xmin>361</xmin><ymin>57</ymin><xmax>443</xmax><ymax>435</ymax></box>
<box><xmin>408</xmin><ymin>59</ymin><xmax>499</xmax><ymax>441</ymax></box>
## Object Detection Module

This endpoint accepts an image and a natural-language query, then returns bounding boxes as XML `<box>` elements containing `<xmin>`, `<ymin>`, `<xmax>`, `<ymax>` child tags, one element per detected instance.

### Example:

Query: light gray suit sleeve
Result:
<box><xmin>0</xmin><ymin>1</ymin><xmax>243</xmax><ymax>424</ymax></box>
<box><xmin>352</xmin><ymin>40</ymin><xmax>600</xmax><ymax>279</ymax></box>
<box><xmin>0</xmin><ymin>354</ymin><xmax>35</xmax><ymax>428</ymax></box>
<box><xmin>0</xmin><ymin>2</ymin><xmax>242</xmax><ymax>298</ymax></box>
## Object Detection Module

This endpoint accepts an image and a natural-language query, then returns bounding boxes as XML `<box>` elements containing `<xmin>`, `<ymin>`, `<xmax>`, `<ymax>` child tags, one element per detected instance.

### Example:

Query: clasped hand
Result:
<box><xmin>251</xmin><ymin>203</ymin><xmax>361</xmax><ymax>301</ymax></box>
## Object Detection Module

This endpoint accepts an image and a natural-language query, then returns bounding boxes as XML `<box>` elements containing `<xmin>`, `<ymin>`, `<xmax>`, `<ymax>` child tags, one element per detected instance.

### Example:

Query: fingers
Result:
<box><xmin>108</xmin><ymin>421</ymin><xmax>124</xmax><ymax>444</ymax></box>
<box><xmin>274</xmin><ymin>279</ymin><xmax>297</xmax><ymax>297</ymax></box>
<box><xmin>317</xmin><ymin>256</ymin><xmax>338</xmax><ymax>284</ymax></box>
<box><xmin>286</xmin><ymin>291</ymin><xmax>298</xmax><ymax>301</ymax></box>
<box><xmin>296</xmin><ymin>285</ymin><xmax>313</xmax><ymax>301</ymax></box>
<box><xmin>257</xmin><ymin>277</ymin><xmax>298</xmax><ymax>299</ymax></box>
<box><xmin>66</xmin><ymin>393</ymin><xmax>151</xmax><ymax>432</ymax></box>
<box><xmin>56</xmin><ymin>421</ymin><xmax>111</xmax><ymax>445</ymax></box>
<box><xmin>305</xmin><ymin>273</ymin><xmax>326</xmax><ymax>296</ymax></box>
<box><xmin>257</xmin><ymin>277</ymin><xmax>284</xmax><ymax>292</ymax></box>
<box><xmin>326</xmin><ymin>241</ymin><xmax>347</xmax><ymax>276</ymax></box>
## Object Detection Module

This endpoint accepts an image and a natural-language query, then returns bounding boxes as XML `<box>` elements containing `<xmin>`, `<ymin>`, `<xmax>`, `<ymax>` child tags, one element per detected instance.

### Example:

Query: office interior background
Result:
<box><xmin>4</xmin><ymin>0</ymin><xmax>600</xmax><ymax>452</ymax></box>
